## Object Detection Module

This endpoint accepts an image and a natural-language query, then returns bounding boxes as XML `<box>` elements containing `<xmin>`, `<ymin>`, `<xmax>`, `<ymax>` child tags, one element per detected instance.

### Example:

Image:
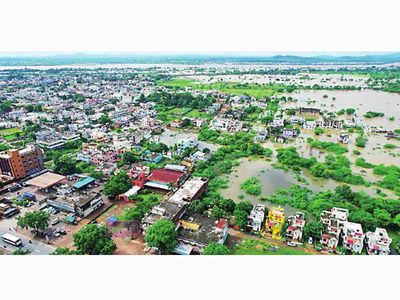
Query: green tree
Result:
<box><xmin>17</xmin><ymin>210</ymin><xmax>50</xmax><ymax>235</ymax></box>
<box><xmin>73</xmin><ymin>224</ymin><xmax>116</xmax><ymax>255</ymax></box>
<box><xmin>236</xmin><ymin>200</ymin><xmax>253</xmax><ymax>214</ymax></box>
<box><xmin>303</xmin><ymin>221</ymin><xmax>323</xmax><ymax>242</ymax></box>
<box><xmin>122</xmin><ymin>151</ymin><xmax>138</xmax><ymax>165</ymax></box>
<box><xmin>50</xmin><ymin>247</ymin><xmax>80</xmax><ymax>255</ymax></box>
<box><xmin>144</xmin><ymin>219</ymin><xmax>178</xmax><ymax>254</ymax></box>
<box><xmin>12</xmin><ymin>249</ymin><xmax>31</xmax><ymax>255</ymax></box>
<box><xmin>203</xmin><ymin>242</ymin><xmax>230</xmax><ymax>255</ymax></box>
<box><xmin>54</xmin><ymin>155</ymin><xmax>77</xmax><ymax>175</ymax></box>
<box><xmin>211</xmin><ymin>206</ymin><xmax>227</xmax><ymax>219</ymax></box>
<box><xmin>103</xmin><ymin>171</ymin><xmax>132</xmax><ymax>199</ymax></box>
<box><xmin>234</xmin><ymin>209</ymin><xmax>249</xmax><ymax>230</ymax></box>
<box><xmin>98</xmin><ymin>114</ymin><xmax>112</xmax><ymax>124</ymax></box>
<box><xmin>373</xmin><ymin>208</ymin><xmax>392</xmax><ymax>227</ymax></box>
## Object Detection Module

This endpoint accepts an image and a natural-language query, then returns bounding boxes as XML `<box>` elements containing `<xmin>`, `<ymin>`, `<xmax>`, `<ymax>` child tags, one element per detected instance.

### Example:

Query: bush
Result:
<box><xmin>240</xmin><ymin>177</ymin><xmax>262</xmax><ymax>196</ymax></box>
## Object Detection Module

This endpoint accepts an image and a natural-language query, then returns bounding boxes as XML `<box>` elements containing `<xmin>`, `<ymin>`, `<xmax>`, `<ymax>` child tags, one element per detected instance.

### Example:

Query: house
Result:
<box><xmin>249</xmin><ymin>204</ymin><xmax>265</xmax><ymax>232</ymax></box>
<box><xmin>141</xmin><ymin>150</ymin><xmax>163</xmax><ymax>164</ymax></box>
<box><xmin>254</xmin><ymin>126</ymin><xmax>269</xmax><ymax>141</ymax></box>
<box><xmin>341</xmin><ymin>222</ymin><xmax>365</xmax><ymax>254</ymax></box>
<box><xmin>188</xmin><ymin>150</ymin><xmax>210</xmax><ymax>163</ymax></box>
<box><xmin>298</xmin><ymin>107</ymin><xmax>321</xmax><ymax>115</ymax></box>
<box><xmin>270</xmin><ymin>118</ymin><xmax>284</xmax><ymax>128</ymax></box>
<box><xmin>286</xmin><ymin>212</ymin><xmax>306</xmax><ymax>246</ymax></box>
<box><xmin>176</xmin><ymin>137</ymin><xmax>198</xmax><ymax>153</ymax></box>
<box><xmin>265</xmin><ymin>206</ymin><xmax>285</xmax><ymax>240</ymax></box>
<box><xmin>338</xmin><ymin>131</ymin><xmax>349</xmax><ymax>144</ymax></box>
<box><xmin>168</xmin><ymin>177</ymin><xmax>208</xmax><ymax>204</ymax></box>
<box><xmin>282</xmin><ymin>128</ymin><xmax>298</xmax><ymax>139</ymax></box>
<box><xmin>144</xmin><ymin>165</ymin><xmax>189</xmax><ymax>190</ymax></box>
<box><xmin>36</xmin><ymin>129</ymin><xmax>65</xmax><ymax>150</ymax></box>
<box><xmin>174</xmin><ymin>212</ymin><xmax>228</xmax><ymax>255</ymax></box>
<box><xmin>289</xmin><ymin>116</ymin><xmax>304</xmax><ymax>125</ymax></box>
<box><xmin>365</xmin><ymin>228</ymin><xmax>392</xmax><ymax>255</ymax></box>
<box><xmin>142</xmin><ymin>200</ymin><xmax>188</xmax><ymax>232</ymax></box>
<box><xmin>303</xmin><ymin>120</ymin><xmax>316</xmax><ymax>129</ymax></box>
<box><xmin>320</xmin><ymin>207</ymin><xmax>349</xmax><ymax>252</ymax></box>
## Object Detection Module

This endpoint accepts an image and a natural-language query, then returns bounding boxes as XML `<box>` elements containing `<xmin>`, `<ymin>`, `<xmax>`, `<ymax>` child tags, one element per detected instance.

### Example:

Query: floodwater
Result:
<box><xmin>284</xmin><ymin>89</ymin><xmax>400</xmax><ymax>130</ymax></box>
<box><xmin>220</xmin><ymin>157</ymin><xmax>398</xmax><ymax>215</ymax></box>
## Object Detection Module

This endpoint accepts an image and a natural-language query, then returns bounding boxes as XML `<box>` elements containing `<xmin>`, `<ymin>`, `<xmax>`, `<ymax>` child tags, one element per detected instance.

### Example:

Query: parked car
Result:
<box><xmin>50</xmin><ymin>217</ymin><xmax>60</xmax><ymax>226</ymax></box>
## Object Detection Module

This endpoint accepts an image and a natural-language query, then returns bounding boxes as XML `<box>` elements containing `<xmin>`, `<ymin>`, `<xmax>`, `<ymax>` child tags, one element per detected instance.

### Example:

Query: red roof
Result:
<box><xmin>148</xmin><ymin>168</ymin><xmax>185</xmax><ymax>186</ymax></box>
<box><xmin>216</xmin><ymin>219</ymin><xmax>227</xmax><ymax>229</ymax></box>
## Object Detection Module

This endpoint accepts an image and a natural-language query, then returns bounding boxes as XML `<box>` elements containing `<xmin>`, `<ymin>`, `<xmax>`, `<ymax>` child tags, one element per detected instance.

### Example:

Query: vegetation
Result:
<box><xmin>231</xmin><ymin>238</ymin><xmax>311</xmax><ymax>255</ymax></box>
<box><xmin>144</xmin><ymin>219</ymin><xmax>178</xmax><ymax>254</ymax></box>
<box><xmin>50</xmin><ymin>247</ymin><xmax>80</xmax><ymax>255</ymax></box>
<box><xmin>12</xmin><ymin>249</ymin><xmax>31</xmax><ymax>255</ymax></box>
<box><xmin>17</xmin><ymin>211</ymin><xmax>50</xmax><ymax>235</ymax></box>
<box><xmin>308</xmin><ymin>138</ymin><xmax>348</xmax><ymax>154</ymax></box>
<box><xmin>122</xmin><ymin>194</ymin><xmax>160</xmax><ymax>221</ymax></box>
<box><xmin>73</xmin><ymin>224</ymin><xmax>116</xmax><ymax>255</ymax></box>
<box><xmin>157</xmin><ymin>79</ymin><xmax>295</xmax><ymax>99</ymax></box>
<box><xmin>364</xmin><ymin>111</ymin><xmax>384</xmax><ymax>118</ymax></box>
<box><xmin>103</xmin><ymin>171</ymin><xmax>132</xmax><ymax>199</ymax></box>
<box><xmin>240</xmin><ymin>177</ymin><xmax>262</xmax><ymax>196</ymax></box>
<box><xmin>203</xmin><ymin>242</ymin><xmax>231</xmax><ymax>255</ymax></box>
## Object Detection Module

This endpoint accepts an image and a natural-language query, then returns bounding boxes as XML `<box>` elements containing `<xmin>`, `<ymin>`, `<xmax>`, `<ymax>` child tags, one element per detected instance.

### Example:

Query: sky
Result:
<box><xmin>1</xmin><ymin>0</ymin><xmax>400</xmax><ymax>53</ymax></box>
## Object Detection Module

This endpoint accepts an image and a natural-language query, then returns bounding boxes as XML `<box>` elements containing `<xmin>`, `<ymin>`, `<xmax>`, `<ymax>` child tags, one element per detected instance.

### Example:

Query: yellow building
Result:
<box><xmin>265</xmin><ymin>207</ymin><xmax>285</xmax><ymax>240</ymax></box>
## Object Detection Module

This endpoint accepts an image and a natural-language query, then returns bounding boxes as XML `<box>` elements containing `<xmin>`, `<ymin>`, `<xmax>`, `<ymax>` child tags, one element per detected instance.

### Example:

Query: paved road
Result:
<box><xmin>0</xmin><ymin>207</ymin><xmax>55</xmax><ymax>255</ymax></box>
<box><xmin>0</xmin><ymin>229</ymin><xmax>55</xmax><ymax>255</ymax></box>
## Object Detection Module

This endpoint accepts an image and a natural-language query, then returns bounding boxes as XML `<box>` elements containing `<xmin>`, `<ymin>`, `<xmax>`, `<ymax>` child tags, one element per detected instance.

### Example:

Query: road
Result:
<box><xmin>0</xmin><ymin>206</ymin><xmax>55</xmax><ymax>255</ymax></box>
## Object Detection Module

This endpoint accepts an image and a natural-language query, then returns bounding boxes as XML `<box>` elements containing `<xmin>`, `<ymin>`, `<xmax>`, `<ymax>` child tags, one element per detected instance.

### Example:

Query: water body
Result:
<box><xmin>284</xmin><ymin>90</ymin><xmax>400</xmax><ymax>130</ymax></box>
<box><xmin>221</xmin><ymin>157</ymin><xmax>397</xmax><ymax>215</ymax></box>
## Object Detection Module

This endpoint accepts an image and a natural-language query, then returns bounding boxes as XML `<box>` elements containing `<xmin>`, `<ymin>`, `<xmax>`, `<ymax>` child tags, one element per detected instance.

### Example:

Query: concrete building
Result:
<box><xmin>342</xmin><ymin>222</ymin><xmax>365</xmax><ymax>254</ymax></box>
<box><xmin>249</xmin><ymin>204</ymin><xmax>265</xmax><ymax>232</ymax></box>
<box><xmin>286</xmin><ymin>212</ymin><xmax>306</xmax><ymax>246</ymax></box>
<box><xmin>174</xmin><ymin>212</ymin><xmax>228</xmax><ymax>254</ymax></box>
<box><xmin>265</xmin><ymin>206</ymin><xmax>285</xmax><ymax>240</ymax></box>
<box><xmin>0</xmin><ymin>144</ymin><xmax>44</xmax><ymax>179</ymax></box>
<box><xmin>366</xmin><ymin>228</ymin><xmax>392</xmax><ymax>255</ymax></box>
<box><xmin>168</xmin><ymin>177</ymin><xmax>208</xmax><ymax>204</ymax></box>
<box><xmin>320</xmin><ymin>207</ymin><xmax>349</xmax><ymax>252</ymax></box>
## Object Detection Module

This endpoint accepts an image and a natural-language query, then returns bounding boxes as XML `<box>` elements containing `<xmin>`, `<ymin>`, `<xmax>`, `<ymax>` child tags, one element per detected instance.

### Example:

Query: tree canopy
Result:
<box><xmin>144</xmin><ymin>219</ymin><xmax>178</xmax><ymax>254</ymax></box>
<box><xmin>73</xmin><ymin>224</ymin><xmax>116</xmax><ymax>255</ymax></box>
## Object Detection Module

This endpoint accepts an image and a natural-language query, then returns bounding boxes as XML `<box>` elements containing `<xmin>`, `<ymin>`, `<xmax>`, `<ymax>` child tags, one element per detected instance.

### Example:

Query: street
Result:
<box><xmin>0</xmin><ymin>206</ymin><xmax>55</xmax><ymax>255</ymax></box>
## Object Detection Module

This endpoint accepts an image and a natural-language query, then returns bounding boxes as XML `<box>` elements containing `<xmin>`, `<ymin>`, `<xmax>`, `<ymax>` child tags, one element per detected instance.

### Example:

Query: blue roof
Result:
<box><xmin>107</xmin><ymin>216</ymin><xmax>118</xmax><ymax>223</ymax></box>
<box><xmin>72</xmin><ymin>177</ymin><xmax>95</xmax><ymax>189</ymax></box>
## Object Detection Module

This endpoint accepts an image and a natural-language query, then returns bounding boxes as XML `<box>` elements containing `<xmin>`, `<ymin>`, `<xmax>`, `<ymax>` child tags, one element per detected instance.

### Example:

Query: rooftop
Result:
<box><xmin>25</xmin><ymin>172</ymin><xmax>66</xmax><ymax>189</ymax></box>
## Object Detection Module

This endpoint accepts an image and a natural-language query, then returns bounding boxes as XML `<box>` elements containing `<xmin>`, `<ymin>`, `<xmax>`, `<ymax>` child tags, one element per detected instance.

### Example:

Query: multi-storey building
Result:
<box><xmin>342</xmin><ymin>222</ymin><xmax>365</xmax><ymax>254</ymax></box>
<box><xmin>286</xmin><ymin>212</ymin><xmax>306</xmax><ymax>246</ymax></box>
<box><xmin>366</xmin><ymin>228</ymin><xmax>392</xmax><ymax>255</ymax></box>
<box><xmin>249</xmin><ymin>204</ymin><xmax>265</xmax><ymax>232</ymax></box>
<box><xmin>320</xmin><ymin>207</ymin><xmax>349</xmax><ymax>252</ymax></box>
<box><xmin>265</xmin><ymin>206</ymin><xmax>285</xmax><ymax>240</ymax></box>
<box><xmin>0</xmin><ymin>144</ymin><xmax>45</xmax><ymax>179</ymax></box>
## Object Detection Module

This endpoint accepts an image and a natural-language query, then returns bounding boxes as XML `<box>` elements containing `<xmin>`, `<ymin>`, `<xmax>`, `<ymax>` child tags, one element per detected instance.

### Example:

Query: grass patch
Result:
<box><xmin>231</xmin><ymin>238</ymin><xmax>311</xmax><ymax>255</ymax></box>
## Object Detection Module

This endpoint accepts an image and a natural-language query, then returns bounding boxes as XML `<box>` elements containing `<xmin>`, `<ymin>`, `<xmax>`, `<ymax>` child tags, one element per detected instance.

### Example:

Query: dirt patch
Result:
<box><xmin>113</xmin><ymin>236</ymin><xmax>146</xmax><ymax>255</ymax></box>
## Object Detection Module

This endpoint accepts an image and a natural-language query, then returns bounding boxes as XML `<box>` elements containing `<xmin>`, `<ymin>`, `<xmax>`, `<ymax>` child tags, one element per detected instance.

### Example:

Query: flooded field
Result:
<box><xmin>187</xmin><ymin>73</ymin><xmax>368</xmax><ymax>88</ymax></box>
<box><xmin>220</xmin><ymin>157</ymin><xmax>398</xmax><ymax>214</ymax></box>
<box><xmin>285</xmin><ymin>90</ymin><xmax>400</xmax><ymax>130</ymax></box>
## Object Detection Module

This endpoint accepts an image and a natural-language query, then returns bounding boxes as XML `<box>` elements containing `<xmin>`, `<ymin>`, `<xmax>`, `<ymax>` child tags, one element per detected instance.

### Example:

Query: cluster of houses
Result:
<box><xmin>320</xmin><ymin>207</ymin><xmax>392</xmax><ymax>255</ymax></box>
<box><xmin>248</xmin><ymin>204</ymin><xmax>305</xmax><ymax>246</ymax></box>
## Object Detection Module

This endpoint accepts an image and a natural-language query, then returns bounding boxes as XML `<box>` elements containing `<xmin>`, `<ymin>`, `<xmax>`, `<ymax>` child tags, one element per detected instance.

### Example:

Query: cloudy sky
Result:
<box><xmin>1</xmin><ymin>0</ymin><xmax>399</xmax><ymax>53</ymax></box>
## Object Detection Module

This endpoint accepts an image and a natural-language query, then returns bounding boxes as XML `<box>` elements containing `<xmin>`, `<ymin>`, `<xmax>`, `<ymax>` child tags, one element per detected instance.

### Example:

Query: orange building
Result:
<box><xmin>0</xmin><ymin>144</ymin><xmax>45</xmax><ymax>179</ymax></box>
